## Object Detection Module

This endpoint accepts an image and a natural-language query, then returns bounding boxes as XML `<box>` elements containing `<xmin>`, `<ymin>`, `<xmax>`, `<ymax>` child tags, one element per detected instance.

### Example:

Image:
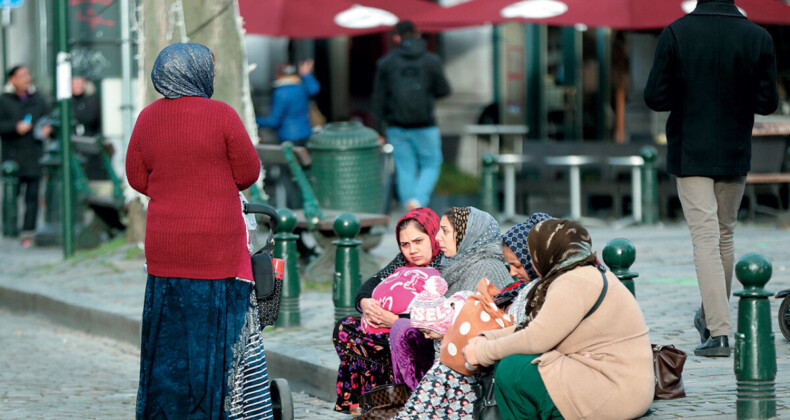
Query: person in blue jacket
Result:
<box><xmin>257</xmin><ymin>59</ymin><xmax>321</xmax><ymax>209</ymax></box>
<box><xmin>257</xmin><ymin>59</ymin><xmax>320</xmax><ymax>147</ymax></box>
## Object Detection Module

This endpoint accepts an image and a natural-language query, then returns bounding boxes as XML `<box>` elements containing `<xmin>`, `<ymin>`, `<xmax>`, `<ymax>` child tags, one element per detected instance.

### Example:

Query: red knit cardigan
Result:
<box><xmin>126</xmin><ymin>97</ymin><xmax>261</xmax><ymax>280</ymax></box>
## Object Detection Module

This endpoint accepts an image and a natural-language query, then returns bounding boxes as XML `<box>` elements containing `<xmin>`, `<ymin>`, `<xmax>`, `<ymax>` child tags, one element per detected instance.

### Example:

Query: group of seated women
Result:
<box><xmin>333</xmin><ymin>206</ymin><xmax>655</xmax><ymax>420</ymax></box>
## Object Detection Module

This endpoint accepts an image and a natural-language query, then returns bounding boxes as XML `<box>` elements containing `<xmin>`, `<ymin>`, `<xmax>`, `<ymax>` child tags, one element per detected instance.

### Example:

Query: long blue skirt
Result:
<box><xmin>136</xmin><ymin>275</ymin><xmax>273</xmax><ymax>420</ymax></box>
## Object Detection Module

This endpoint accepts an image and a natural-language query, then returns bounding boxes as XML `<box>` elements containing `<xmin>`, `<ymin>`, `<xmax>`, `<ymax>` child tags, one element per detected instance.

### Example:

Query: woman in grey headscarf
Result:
<box><xmin>436</xmin><ymin>207</ymin><xmax>512</xmax><ymax>294</ymax></box>
<box><xmin>127</xmin><ymin>43</ymin><xmax>272</xmax><ymax>419</ymax></box>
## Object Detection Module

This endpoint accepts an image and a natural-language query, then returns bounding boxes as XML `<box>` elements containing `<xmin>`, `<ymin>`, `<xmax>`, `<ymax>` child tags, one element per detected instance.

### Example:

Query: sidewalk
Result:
<box><xmin>1</xmin><ymin>219</ymin><xmax>790</xmax><ymax>418</ymax></box>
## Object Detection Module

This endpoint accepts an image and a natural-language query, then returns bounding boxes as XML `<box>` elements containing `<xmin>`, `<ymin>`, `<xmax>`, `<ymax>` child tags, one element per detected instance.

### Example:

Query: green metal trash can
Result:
<box><xmin>308</xmin><ymin>122</ymin><xmax>383</xmax><ymax>214</ymax></box>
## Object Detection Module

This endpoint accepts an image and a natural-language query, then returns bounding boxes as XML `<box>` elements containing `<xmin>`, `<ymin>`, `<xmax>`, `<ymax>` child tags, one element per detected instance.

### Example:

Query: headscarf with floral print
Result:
<box><xmin>516</xmin><ymin>218</ymin><xmax>598</xmax><ymax>330</ymax></box>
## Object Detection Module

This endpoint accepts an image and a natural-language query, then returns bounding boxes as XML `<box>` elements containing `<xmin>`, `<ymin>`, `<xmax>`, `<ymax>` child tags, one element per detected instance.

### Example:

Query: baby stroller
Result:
<box><xmin>777</xmin><ymin>288</ymin><xmax>790</xmax><ymax>342</ymax></box>
<box><xmin>243</xmin><ymin>201</ymin><xmax>294</xmax><ymax>420</ymax></box>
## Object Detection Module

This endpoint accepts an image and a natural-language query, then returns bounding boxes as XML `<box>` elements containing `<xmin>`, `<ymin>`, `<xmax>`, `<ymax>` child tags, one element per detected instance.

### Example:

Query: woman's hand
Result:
<box><xmin>377</xmin><ymin>309</ymin><xmax>399</xmax><ymax>328</ymax></box>
<box><xmin>360</xmin><ymin>299</ymin><xmax>398</xmax><ymax>328</ymax></box>
<box><xmin>462</xmin><ymin>342</ymin><xmax>480</xmax><ymax>367</ymax></box>
<box><xmin>468</xmin><ymin>336</ymin><xmax>488</xmax><ymax>347</ymax></box>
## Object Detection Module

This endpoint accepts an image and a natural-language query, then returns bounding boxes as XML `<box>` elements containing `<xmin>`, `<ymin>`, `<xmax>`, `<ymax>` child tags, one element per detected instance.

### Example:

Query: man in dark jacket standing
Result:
<box><xmin>644</xmin><ymin>0</ymin><xmax>778</xmax><ymax>357</ymax></box>
<box><xmin>372</xmin><ymin>20</ymin><xmax>451</xmax><ymax>211</ymax></box>
<box><xmin>0</xmin><ymin>65</ymin><xmax>52</xmax><ymax>240</ymax></box>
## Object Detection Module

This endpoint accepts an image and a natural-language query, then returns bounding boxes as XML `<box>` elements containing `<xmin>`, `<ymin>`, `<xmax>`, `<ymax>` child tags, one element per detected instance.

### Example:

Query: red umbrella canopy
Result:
<box><xmin>412</xmin><ymin>0</ymin><xmax>790</xmax><ymax>31</ymax></box>
<box><xmin>238</xmin><ymin>0</ymin><xmax>444</xmax><ymax>39</ymax></box>
<box><xmin>412</xmin><ymin>0</ymin><xmax>623</xmax><ymax>30</ymax></box>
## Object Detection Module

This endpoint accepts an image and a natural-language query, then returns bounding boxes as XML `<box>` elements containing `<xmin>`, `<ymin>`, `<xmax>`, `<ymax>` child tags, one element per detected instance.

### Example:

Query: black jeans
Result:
<box><xmin>20</xmin><ymin>176</ymin><xmax>40</xmax><ymax>232</ymax></box>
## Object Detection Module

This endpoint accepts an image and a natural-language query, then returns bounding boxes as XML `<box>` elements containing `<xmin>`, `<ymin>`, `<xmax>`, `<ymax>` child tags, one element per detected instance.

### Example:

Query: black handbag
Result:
<box><xmin>244</xmin><ymin>203</ymin><xmax>283</xmax><ymax>328</ymax></box>
<box><xmin>472</xmin><ymin>368</ymin><xmax>501</xmax><ymax>420</ymax></box>
<box><xmin>472</xmin><ymin>267</ymin><xmax>609</xmax><ymax>420</ymax></box>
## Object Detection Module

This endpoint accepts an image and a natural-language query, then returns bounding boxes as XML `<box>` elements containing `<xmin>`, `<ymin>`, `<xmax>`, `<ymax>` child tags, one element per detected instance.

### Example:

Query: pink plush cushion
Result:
<box><xmin>361</xmin><ymin>267</ymin><xmax>441</xmax><ymax>334</ymax></box>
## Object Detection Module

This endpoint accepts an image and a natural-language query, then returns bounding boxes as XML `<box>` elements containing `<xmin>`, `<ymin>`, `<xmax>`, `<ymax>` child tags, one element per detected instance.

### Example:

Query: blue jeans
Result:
<box><xmin>387</xmin><ymin>125</ymin><xmax>443</xmax><ymax>207</ymax></box>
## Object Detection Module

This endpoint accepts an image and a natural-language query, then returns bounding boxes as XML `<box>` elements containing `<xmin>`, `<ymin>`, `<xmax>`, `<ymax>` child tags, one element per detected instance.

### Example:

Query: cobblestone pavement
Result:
<box><xmin>0</xmin><ymin>308</ymin><xmax>348</xmax><ymax>419</ymax></box>
<box><xmin>2</xmin><ymin>218</ymin><xmax>790</xmax><ymax>418</ymax></box>
<box><xmin>0</xmin><ymin>308</ymin><xmax>138</xmax><ymax>419</ymax></box>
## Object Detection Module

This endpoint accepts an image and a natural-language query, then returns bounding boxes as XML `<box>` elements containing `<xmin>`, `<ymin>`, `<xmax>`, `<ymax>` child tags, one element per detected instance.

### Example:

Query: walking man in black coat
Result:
<box><xmin>0</xmin><ymin>65</ymin><xmax>52</xmax><ymax>242</ymax></box>
<box><xmin>645</xmin><ymin>0</ymin><xmax>778</xmax><ymax>357</ymax></box>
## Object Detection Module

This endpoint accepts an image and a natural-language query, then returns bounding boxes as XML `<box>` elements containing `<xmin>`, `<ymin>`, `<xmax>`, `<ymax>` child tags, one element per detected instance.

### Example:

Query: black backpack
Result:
<box><xmin>388</xmin><ymin>57</ymin><xmax>434</xmax><ymax>126</ymax></box>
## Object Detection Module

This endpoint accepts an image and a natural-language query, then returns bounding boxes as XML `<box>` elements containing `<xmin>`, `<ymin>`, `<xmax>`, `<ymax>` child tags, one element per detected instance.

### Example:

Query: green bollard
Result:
<box><xmin>640</xmin><ymin>146</ymin><xmax>659</xmax><ymax>225</ymax></box>
<box><xmin>332</xmin><ymin>213</ymin><xmax>362</xmax><ymax>321</ymax></box>
<box><xmin>2</xmin><ymin>161</ymin><xmax>20</xmax><ymax>238</ymax></box>
<box><xmin>274</xmin><ymin>208</ymin><xmax>300</xmax><ymax>328</ymax></box>
<box><xmin>734</xmin><ymin>253</ymin><xmax>776</xmax><ymax>419</ymax></box>
<box><xmin>480</xmin><ymin>153</ymin><xmax>499</xmax><ymax>218</ymax></box>
<box><xmin>602</xmin><ymin>238</ymin><xmax>638</xmax><ymax>297</ymax></box>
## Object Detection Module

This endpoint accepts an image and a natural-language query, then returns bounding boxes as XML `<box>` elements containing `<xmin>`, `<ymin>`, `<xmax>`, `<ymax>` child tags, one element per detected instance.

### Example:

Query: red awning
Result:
<box><xmin>412</xmin><ymin>0</ymin><xmax>790</xmax><ymax>31</ymax></box>
<box><xmin>238</xmin><ymin>0</ymin><xmax>444</xmax><ymax>39</ymax></box>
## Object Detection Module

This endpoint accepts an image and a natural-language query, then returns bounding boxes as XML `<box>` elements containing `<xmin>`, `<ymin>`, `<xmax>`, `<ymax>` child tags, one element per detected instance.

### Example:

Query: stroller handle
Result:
<box><xmin>243</xmin><ymin>203</ymin><xmax>280</xmax><ymax>252</ymax></box>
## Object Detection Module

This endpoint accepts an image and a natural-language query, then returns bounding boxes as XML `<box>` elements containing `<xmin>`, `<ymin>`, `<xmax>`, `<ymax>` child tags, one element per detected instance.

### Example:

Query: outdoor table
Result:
<box><xmin>608</xmin><ymin>155</ymin><xmax>644</xmax><ymax>226</ymax></box>
<box><xmin>466</xmin><ymin>125</ymin><xmax>529</xmax><ymax>156</ymax></box>
<box><xmin>494</xmin><ymin>154</ymin><xmax>532</xmax><ymax>222</ymax></box>
<box><xmin>545</xmin><ymin>155</ymin><xmax>599</xmax><ymax>220</ymax></box>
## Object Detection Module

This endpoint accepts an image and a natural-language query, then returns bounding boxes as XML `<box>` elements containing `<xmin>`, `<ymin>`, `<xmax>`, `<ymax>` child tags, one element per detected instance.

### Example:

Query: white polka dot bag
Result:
<box><xmin>440</xmin><ymin>277</ymin><xmax>513</xmax><ymax>376</ymax></box>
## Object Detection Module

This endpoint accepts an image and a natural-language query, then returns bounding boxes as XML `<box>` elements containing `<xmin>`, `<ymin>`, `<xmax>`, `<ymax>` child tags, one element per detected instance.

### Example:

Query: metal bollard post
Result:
<box><xmin>734</xmin><ymin>253</ymin><xmax>776</xmax><ymax>419</ymax></box>
<box><xmin>332</xmin><ymin>213</ymin><xmax>362</xmax><ymax>321</ymax></box>
<box><xmin>480</xmin><ymin>153</ymin><xmax>498</xmax><ymax>218</ymax></box>
<box><xmin>602</xmin><ymin>238</ymin><xmax>638</xmax><ymax>297</ymax></box>
<box><xmin>2</xmin><ymin>161</ymin><xmax>20</xmax><ymax>238</ymax></box>
<box><xmin>274</xmin><ymin>208</ymin><xmax>301</xmax><ymax>328</ymax></box>
<box><xmin>640</xmin><ymin>146</ymin><xmax>659</xmax><ymax>225</ymax></box>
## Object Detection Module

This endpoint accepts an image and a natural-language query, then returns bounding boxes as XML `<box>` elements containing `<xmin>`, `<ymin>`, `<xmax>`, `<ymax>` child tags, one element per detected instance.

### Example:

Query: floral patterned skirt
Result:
<box><xmin>332</xmin><ymin>316</ymin><xmax>394</xmax><ymax>412</ymax></box>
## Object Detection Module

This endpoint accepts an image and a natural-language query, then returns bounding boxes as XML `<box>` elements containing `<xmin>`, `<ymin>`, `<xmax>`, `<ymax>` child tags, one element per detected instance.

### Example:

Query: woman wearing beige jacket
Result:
<box><xmin>463</xmin><ymin>218</ymin><xmax>654</xmax><ymax>420</ymax></box>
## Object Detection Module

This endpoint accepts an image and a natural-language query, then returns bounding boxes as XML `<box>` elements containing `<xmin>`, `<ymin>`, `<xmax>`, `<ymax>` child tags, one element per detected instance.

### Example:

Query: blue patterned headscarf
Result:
<box><xmin>502</xmin><ymin>212</ymin><xmax>552</xmax><ymax>281</ymax></box>
<box><xmin>151</xmin><ymin>43</ymin><xmax>215</xmax><ymax>99</ymax></box>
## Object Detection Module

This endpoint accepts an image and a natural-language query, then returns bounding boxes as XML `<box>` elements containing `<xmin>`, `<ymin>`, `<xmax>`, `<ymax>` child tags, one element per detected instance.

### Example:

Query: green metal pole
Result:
<box><xmin>602</xmin><ymin>238</ymin><xmax>638</xmax><ymax>297</ymax></box>
<box><xmin>525</xmin><ymin>24</ymin><xmax>546</xmax><ymax>140</ymax></box>
<box><xmin>480</xmin><ymin>153</ymin><xmax>498</xmax><ymax>218</ymax></box>
<box><xmin>640</xmin><ymin>146</ymin><xmax>659</xmax><ymax>225</ymax></box>
<box><xmin>492</xmin><ymin>25</ymin><xmax>501</xmax><ymax>107</ymax></box>
<box><xmin>274</xmin><ymin>208</ymin><xmax>300</xmax><ymax>328</ymax></box>
<box><xmin>55</xmin><ymin>0</ymin><xmax>74</xmax><ymax>257</ymax></box>
<box><xmin>2</xmin><ymin>160</ymin><xmax>19</xmax><ymax>237</ymax></box>
<box><xmin>596</xmin><ymin>28</ymin><xmax>611</xmax><ymax>141</ymax></box>
<box><xmin>332</xmin><ymin>213</ymin><xmax>362</xmax><ymax>321</ymax></box>
<box><xmin>561</xmin><ymin>27</ymin><xmax>582</xmax><ymax>140</ymax></box>
<box><xmin>1</xmin><ymin>8</ymin><xmax>9</xmax><ymax>84</ymax></box>
<box><xmin>734</xmin><ymin>253</ymin><xmax>776</xmax><ymax>419</ymax></box>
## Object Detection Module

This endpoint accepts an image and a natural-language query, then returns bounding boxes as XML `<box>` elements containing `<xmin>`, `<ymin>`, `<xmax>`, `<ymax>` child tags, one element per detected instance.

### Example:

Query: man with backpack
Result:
<box><xmin>372</xmin><ymin>20</ymin><xmax>451</xmax><ymax>211</ymax></box>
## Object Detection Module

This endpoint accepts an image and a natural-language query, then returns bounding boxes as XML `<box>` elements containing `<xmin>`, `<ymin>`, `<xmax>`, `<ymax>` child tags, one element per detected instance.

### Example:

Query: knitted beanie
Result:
<box><xmin>411</xmin><ymin>276</ymin><xmax>454</xmax><ymax>336</ymax></box>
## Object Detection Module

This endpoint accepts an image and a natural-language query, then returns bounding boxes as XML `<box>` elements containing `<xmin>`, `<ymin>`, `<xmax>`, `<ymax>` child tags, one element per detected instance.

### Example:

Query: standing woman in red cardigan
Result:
<box><xmin>126</xmin><ymin>43</ymin><xmax>272</xmax><ymax>420</ymax></box>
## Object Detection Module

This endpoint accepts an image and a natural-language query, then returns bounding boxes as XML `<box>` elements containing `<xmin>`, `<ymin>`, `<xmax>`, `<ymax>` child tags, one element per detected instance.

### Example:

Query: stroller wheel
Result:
<box><xmin>780</xmin><ymin>295</ymin><xmax>790</xmax><ymax>342</ymax></box>
<box><xmin>270</xmin><ymin>377</ymin><xmax>294</xmax><ymax>420</ymax></box>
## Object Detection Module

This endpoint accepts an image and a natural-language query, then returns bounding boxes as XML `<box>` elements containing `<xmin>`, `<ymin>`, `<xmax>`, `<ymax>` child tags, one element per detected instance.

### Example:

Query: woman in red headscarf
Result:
<box><xmin>332</xmin><ymin>207</ymin><xmax>442</xmax><ymax>413</ymax></box>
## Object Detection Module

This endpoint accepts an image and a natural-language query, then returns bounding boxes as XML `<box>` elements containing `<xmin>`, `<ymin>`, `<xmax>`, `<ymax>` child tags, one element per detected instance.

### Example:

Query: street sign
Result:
<box><xmin>0</xmin><ymin>0</ymin><xmax>24</xmax><ymax>9</ymax></box>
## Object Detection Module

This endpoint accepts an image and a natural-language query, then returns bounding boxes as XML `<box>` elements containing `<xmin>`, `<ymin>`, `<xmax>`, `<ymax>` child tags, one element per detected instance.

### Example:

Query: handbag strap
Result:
<box><xmin>583</xmin><ymin>267</ymin><xmax>608</xmax><ymax>320</ymax></box>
